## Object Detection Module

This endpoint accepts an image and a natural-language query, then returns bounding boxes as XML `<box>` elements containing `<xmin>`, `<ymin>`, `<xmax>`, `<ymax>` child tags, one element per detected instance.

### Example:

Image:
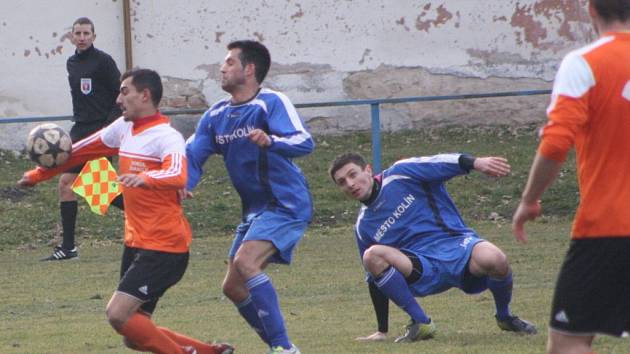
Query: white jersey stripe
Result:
<box><xmin>145</xmin><ymin>153</ymin><xmax>183</xmax><ymax>179</ymax></box>
<box><xmin>72</xmin><ymin>130</ymin><xmax>104</xmax><ymax>151</ymax></box>
<box><xmin>394</xmin><ymin>154</ymin><xmax>459</xmax><ymax>166</ymax></box>
<box><xmin>546</xmin><ymin>35</ymin><xmax>614</xmax><ymax>115</ymax></box>
<box><xmin>355</xmin><ymin>206</ymin><xmax>367</xmax><ymax>242</ymax></box>
<box><xmin>262</xmin><ymin>88</ymin><xmax>310</xmax><ymax>137</ymax></box>
<box><xmin>382</xmin><ymin>174</ymin><xmax>412</xmax><ymax>188</ymax></box>
<box><xmin>272</xmin><ymin>131</ymin><xmax>311</xmax><ymax>146</ymax></box>
<box><xmin>119</xmin><ymin>151</ymin><xmax>162</xmax><ymax>162</ymax></box>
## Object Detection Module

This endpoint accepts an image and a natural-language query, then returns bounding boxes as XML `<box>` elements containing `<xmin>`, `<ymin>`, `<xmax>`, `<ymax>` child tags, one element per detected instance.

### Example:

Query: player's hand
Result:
<box><xmin>512</xmin><ymin>200</ymin><xmax>541</xmax><ymax>244</ymax></box>
<box><xmin>117</xmin><ymin>174</ymin><xmax>146</xmax><ymax>188</ymax></box>
<box><xmin>248</xmin><ymin>129</ymin><xmax>272</xmax><ymax>148</ymax></box>
<box><xmin>474</xmin><ymin>157</ymin><xmax>511</xmax><ymax>177</ymax></box>
<box><xmin>177</xmin><ymin>188</ymin><xmax>193</xmax><ymax>201</ymax></box>
<box><xmin>355</xmin><ymin>331</ymin><xmax>388</xmax><ymax>341</ymax></box>
<box><xmin>17</xmin><ymin>173</ymin><xmax>35</xmax><ymax>188</ymax></box>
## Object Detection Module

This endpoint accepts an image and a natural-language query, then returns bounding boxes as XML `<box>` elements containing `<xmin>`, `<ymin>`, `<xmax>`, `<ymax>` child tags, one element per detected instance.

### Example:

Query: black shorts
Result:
<box><xmin>118</xmin><ymin>246</ymin><xmax>189</xmax><ymax>314</ymax></box>
<box><xmin>66</xmin><ymin>121</ymin><xmax>109</xmax><ymax>173</ymax></box>
<box><xmin>550</xmin><ymin>237</ymin><xmax>630</xmax><ymax>337</ymax></box>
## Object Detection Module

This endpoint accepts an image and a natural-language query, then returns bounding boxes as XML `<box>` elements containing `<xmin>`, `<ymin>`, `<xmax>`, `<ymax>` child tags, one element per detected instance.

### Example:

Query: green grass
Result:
<box><xmin>2</xmin><ymin>127</ymin><xmax>627</xmax><ymax>353</ymax></box>
<box><xmin>0</xmin><ymin>125</ymin><xmax>578</xmax><ymax>247</ymax></box>
<box><xmin>1</xmin><ymin>223</ymin><xmax>628</xmax><ymax>353</ymax></box>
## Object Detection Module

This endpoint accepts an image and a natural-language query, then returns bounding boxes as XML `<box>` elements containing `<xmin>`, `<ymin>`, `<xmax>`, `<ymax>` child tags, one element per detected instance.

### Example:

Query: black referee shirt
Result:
<box><xmin>67</xmin><ymin>45</ymin><xmax>122</xmax><ymax>123</ymax></box>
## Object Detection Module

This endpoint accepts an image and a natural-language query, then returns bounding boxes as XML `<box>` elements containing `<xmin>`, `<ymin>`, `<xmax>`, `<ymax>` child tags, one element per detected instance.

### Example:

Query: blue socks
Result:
<box><xmin>488</xmin><ymin>273</ymin><xmax>513</xmax><ymax>320</ymax></box>
<box><xmin>246</xmin><ymin>273</ymin><xmax>291</xmax><ymax>349</ymax></box>
<box><xmin>236</xmin><ymin>295</ymin><xmax>270</xmax><ymax>345</ymax></box>
<box><xmin>375</xmin><ymin>267</ymin><xmax>430</xmax><ymax>324</ymax></box>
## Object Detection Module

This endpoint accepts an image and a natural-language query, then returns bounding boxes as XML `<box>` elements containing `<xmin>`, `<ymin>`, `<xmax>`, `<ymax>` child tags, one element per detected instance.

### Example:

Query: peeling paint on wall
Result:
<box><xmin>510</xmin><ymin>0</ymin><xmax>592</xmax><ymax>51</ymax></box>
<box><xmin>416</xmin><ymin>4</ymin><xmax>456</xmax><ymax>32</ymax></box>
<box><xmin>1</xmin><ymin>0</ymin><xmax>600</xmax><ymax>149</ymax></box>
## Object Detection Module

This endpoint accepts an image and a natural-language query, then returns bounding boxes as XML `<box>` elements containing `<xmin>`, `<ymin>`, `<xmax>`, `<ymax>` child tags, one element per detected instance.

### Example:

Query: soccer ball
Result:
<box><xmin>26</xmin><ymin>123</ymin><xmax>72</xmax><ymax>168</ymax></box>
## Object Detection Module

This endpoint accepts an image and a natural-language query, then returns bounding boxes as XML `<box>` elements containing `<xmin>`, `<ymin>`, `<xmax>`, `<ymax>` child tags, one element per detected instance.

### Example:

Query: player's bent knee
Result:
<box><xmin>106</xmin><ymin>307</ymin><xmax>128</xmax><ymax>331</ymax></box>
<box><xmin>473</xmin><ymin>242</ymin><xmax>510</xmax><ymax>277</ymax></box>
<box><xmin>486</xmin><ymin>250</ymin><xmax>509</xmax><ymax>276</ymax></box>
<box><xmin>363</xmin><ymin>246</ymin><xmax>390</xmax><ymax>275</ymax></box>
<box><xmin>232</xmin><ymin>254</ymin><xmax>261</xmax><ymax>279</ymax></box>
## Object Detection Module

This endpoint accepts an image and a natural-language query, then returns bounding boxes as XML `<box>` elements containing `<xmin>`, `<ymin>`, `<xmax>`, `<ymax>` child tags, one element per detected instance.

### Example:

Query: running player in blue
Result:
<box><xmin>184</xmin><ymin>40</ymin><xmax>313</xmax><ymax>354</ymax></box>
<box><xmin>329</xmin><ymin>152</ymin><xmax>537</xmax><ymax>342</ymax></box>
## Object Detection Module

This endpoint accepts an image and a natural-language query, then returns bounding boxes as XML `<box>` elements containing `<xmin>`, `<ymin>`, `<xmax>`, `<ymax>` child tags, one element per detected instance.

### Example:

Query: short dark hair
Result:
<box><xmin>120</xmin><ymin>68</ymin><xmax>163</xmax><ymax>107</ymax></box>
<box><xmin>227</xmin><ymin>40</ymin><xmax>271</xmax><ymax>84</ymax></box>
<box><xmin>72</xmin><ymin>17</ymin><xmax>95</xmax><ymax>33</ymax></box>
<box><xmin>591</xmin><ymin>0</ymin><xmax>630</xmax><ymax>22</ymax></box>
<box><xmin>329</xmin><ymin>152</ymin><xmax>368</xmax><ymax>182</ymax></box>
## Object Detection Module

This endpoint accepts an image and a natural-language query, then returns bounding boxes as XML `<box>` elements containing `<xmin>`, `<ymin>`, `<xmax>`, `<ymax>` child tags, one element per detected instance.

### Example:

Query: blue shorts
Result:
<box><xmin>229</xmin><ymin>210</ymin><xmax>308</xmax><ymax>264</ymax></box>
<box><xmin>402</xmin><ymin>234</ymin><xmax>488</xmax><ymax>297</ymax></box>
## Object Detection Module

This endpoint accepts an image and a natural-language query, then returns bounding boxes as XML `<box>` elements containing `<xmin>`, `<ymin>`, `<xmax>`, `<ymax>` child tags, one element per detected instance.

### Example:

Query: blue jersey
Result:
<box><xmin>186</xmin><ymin>88</ymin><xmax>314</xmax><ymax>222</ymax></box>
<box><xmin>355</xmin><ymin>154</ymin><xmax>477</xmax><ymax>259</ymax></box>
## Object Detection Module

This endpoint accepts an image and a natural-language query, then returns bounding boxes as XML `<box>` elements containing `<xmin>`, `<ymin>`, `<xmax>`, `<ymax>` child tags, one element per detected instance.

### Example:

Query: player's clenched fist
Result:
<box><xmin>248</xmin><ymin>128</ymin><xmax>272</xmax><ymax>147</ymax></box>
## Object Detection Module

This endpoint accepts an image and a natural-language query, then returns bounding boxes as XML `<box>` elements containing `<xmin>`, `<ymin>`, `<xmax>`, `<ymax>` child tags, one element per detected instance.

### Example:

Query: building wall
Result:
<box><xmin>0</xmin><ymin>0</ymin><xmax>593</xmax><ymax>149</ymax></box>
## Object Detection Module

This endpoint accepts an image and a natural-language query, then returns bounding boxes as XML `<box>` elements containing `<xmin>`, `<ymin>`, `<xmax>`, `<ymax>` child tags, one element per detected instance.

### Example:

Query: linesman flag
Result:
<box><xmin>71</xmin><ymin>157</ymin><xmax>121</xmax><ymax>215</ymax></box>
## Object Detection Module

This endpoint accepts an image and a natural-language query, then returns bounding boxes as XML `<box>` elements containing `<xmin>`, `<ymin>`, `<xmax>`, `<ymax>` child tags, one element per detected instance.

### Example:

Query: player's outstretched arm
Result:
<box><xmin>16</xmin><ymin>174</ymin><xmax>36</xmax><ymax>188</ymax></box>
<box><xmin>473</xmin><ymin>157</ymin><xmax>511</xmax><ymax>177</ymax></box>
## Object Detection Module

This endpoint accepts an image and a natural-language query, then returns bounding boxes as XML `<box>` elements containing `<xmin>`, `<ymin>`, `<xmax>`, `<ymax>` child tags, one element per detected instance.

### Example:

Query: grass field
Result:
<box><xmin>1</xmin><ymin>127</ymin><xmax>629</xmax><ymax>353</ymax></box>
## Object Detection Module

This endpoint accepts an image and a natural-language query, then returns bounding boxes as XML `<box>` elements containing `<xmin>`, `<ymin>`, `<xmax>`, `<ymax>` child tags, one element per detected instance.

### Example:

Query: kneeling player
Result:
<box><xmin>330</xmin><ymin>152</ymin><xmax>537</xmax><ymax>342</ymax></box>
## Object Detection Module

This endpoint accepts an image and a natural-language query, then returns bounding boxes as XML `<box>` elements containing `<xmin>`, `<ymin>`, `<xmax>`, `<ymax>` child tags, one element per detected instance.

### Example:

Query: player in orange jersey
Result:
<box><xmin>18</xmin><ymin>68</ymin><xmax>233</xmax><ymax>354</ymax></box>
<box><xmin>513</xmin><ymin>1</ymin><xmax>630</xmax><ymax>353</ymax></box>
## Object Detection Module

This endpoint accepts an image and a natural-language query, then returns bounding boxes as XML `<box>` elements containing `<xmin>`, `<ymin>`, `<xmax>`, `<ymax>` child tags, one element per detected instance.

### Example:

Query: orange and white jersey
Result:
<box><xmin>539</xmin><ymin>32</ymin><xmax>630</xmax><ymax>239</ymax></box>
<box><xmin>27</xmin><ymin>112</ymin><xmax>192</xmax><ymax>252</ymax></box>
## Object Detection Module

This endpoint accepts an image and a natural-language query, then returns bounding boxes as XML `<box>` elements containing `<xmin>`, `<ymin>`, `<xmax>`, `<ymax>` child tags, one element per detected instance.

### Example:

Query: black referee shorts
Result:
<box><xmin>550</xmin><ymin>237</ymin><xmax>630</xmax><ymax>337</ymax></box>
<box><xmin>117</xmin><ymin>246</ymin><xmax>189</xmax><ymax>315</ymax></box>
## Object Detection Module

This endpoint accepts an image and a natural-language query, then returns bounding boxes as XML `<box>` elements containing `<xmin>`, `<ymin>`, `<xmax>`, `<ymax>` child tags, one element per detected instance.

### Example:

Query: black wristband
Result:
<box><xmin>458</xmin><ymin>153</ymin><xmax>476</xmax><ymax>172</ymax></box>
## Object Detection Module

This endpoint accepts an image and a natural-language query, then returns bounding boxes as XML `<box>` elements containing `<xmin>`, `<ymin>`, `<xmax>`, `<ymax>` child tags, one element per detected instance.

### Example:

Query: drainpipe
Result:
<box><xmin>123</xmin><ymin>0</ymin><xmax>133</xmax><ymax>70</ymax></box>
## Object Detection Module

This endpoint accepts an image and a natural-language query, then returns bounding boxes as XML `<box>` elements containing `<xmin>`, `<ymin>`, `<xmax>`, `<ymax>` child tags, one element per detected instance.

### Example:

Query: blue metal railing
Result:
<box><xmin>294</xmin><ymin>89</ymin><xmax>551</xmax><ymax>172</ymax></box>
<box><xmin>0</xmin><ymin>89</ymin><xmax>551</xmax><ymax>172</ymax></box>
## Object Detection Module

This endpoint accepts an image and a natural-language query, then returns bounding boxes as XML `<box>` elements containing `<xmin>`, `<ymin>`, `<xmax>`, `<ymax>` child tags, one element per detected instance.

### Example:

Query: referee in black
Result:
<box><xmin>43</xmin><ymin>17</ymin><xmax>124</xmax><ymax>261</ymax></box>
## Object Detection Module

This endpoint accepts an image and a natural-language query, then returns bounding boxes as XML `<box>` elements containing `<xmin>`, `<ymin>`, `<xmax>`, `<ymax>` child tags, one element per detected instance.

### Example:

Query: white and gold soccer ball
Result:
<box><xmin>26</xmin><ymin>123</ymin><xmax>72</xmax><ymax>168</ymax></box>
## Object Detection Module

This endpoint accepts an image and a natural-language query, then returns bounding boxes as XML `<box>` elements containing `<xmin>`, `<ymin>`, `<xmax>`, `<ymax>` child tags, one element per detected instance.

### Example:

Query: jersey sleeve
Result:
<box><xmin>391</xmin><ymin>153</ymin><xmax>468</xmax><ymax>183</ymax></box>
<box><xmin>539</xmin><ymin>51</ymin><xmax>594</xmax><ymax>162</ymax></box>
<box><xmin>265</xmin><ymin>92</ymin><xmax>314</xmax><ymax>158</ymax></box>
<box><xmin>143</xmin><ymin>153</ymin><xmax>187</xmax><ymax>190</ymax></box>
<box><xmin>24</xmin><ymin>124</ymin><xmax>119</xmax><ymax>184</ymax></box>
<box><xmin>185</xmin><ymin>111</ymin><xmax>218</xmax><ymax>190</ymax></box>
<box><xmin>142</xmin><ymin>130</ymin><xmax>187</xmax><ymax>190</ymax></box>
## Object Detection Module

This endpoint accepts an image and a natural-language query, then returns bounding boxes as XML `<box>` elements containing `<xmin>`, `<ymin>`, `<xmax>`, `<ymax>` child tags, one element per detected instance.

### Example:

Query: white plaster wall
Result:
<box><xmin>130</xmin><ymin>0</ymin><xmax>592</xmax><ymax>87</ymax></box>
<box><xmin>0</xmin><ymin>0</ymin><xmax>595</xmax><ymax>149</ymax></box>
<box><xmin>0</xmin><ymin>1</ymin><xmax>124</xmax><ymax>118</ymax></box>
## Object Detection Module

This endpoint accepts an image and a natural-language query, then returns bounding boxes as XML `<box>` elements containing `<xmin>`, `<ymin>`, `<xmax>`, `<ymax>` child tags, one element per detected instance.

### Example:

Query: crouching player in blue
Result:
<box><xmin>330</xmin><ymin>152</ymin><xmax>537</xmax><ymax>342</ymax></box>
<box><xmin>183</xmin><ymin>40</ymin><xmax>313</xmax><ymax>354</ymax></box>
